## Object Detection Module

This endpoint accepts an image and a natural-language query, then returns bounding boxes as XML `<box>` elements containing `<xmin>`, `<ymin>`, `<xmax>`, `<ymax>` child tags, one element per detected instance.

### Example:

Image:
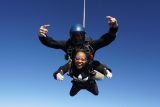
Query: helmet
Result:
<box><xmin>69</xmin><ymin>24</ymin><xmax>85</xmax><ymax>45</ymax></box>
<box><xmin>70</xmin><ymin>24</ymin><xmax>85</xmax><ymax>33</ymax></box>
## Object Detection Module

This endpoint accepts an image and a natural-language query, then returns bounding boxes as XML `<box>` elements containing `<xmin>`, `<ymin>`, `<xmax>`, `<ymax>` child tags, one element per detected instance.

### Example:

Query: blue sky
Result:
<box><xmin>0</xmin><ymin>0</ymin><xmax>160</xmax><ymax>107</ymax></box>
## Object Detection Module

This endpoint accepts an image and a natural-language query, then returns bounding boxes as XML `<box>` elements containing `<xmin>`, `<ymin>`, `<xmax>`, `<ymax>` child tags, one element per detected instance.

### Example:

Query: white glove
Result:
<box><xmin>106</xmin><ymin>70</ymin><xmax>112</xmax><ymax>79</ymax></box>
<box><xmin>104</xmin><ymin>68</ymin><xmax>112</xmax><ymax>79</ymax></box>
<box><xmin>56</xmin><ymin>73</ymin><xmax>64</xmax><ymax>81</ymax></box>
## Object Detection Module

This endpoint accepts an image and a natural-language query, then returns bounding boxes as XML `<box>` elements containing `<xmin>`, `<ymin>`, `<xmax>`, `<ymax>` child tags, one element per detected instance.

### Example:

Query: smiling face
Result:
<box><xmin>74</xmin><ymin>51</ymin><xmax>88</xmax><ymax>69</ymax></box>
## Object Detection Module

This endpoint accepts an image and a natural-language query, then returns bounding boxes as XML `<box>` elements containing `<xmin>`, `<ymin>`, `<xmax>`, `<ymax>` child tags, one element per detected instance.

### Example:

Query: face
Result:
<box><xmin>75</xmin><ymin>52</ymin><xmax>87</xmax><ymax>69</ymax></box>
<box><xmin>70</xmin><ymin>32</ymin><xmax>85</xmax><ymax>45</ymax></box>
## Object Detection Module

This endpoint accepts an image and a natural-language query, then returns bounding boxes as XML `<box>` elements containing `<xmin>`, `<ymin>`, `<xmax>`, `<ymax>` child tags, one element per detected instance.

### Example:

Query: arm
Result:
<box><xmin>93</xmin><ymin>61</ymin><xmax>112</xmax><ymax>79</ymax></box>
<box><xmin>92</xmin><ymin>16</ymin><xmax>118</xmax><ymax>50</ymax></box>
<box><xmin>53</xmin><ymin>61</ymin><xmax>72</xmax><ymax>80</ymax></box>
<box><xmin>90</xmin><ymin>60</ymin><xmax>112</xmax><ymax>80</ymax></box>
<box><xmin>38</xmin><ymin>24</ymin><xmax>66</xmax><ymax>51</ymax></box>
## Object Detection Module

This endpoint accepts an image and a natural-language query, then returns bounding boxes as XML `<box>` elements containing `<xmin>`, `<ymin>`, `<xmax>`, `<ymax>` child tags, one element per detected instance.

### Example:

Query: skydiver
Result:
<box><xmin>38</xmin><ymin>16</ymin><xmax>118</xmax><ymax>79</ymax></box>
<box><xmin>54</xmin><ymin>49</ymin><xmax>108</xmax><ymax>96</ymax></box>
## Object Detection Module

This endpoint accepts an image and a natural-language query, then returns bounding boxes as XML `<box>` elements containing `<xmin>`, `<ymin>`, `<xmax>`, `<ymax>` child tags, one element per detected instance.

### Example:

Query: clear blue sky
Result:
<box><xmin>0</xmin><ymin>0</ymin><xmax>160</xmax><ymax>107</ymax></box>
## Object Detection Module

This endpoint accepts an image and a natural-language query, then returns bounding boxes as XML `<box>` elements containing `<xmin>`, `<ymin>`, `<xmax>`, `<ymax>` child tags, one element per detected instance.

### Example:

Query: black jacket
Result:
<box><xmin>53</xmin><ymin>60</ymin><xmax>104</xmax><ymax>81</ymax></box>
<box><xmin>39</xmin><ymin>27</ymin><xmax>118</xmax><ymax>58</ymax></box>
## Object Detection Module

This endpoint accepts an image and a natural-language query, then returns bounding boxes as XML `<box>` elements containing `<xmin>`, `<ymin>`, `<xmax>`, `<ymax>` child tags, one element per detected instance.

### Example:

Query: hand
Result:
<box><xmin>38</xmin><ymin>24</ymin><xmax>50</xmax><ymax>37</ymax></box>
<box><xmin>106</xmin><ymin>16</ymin><xmax>118</xmax><ymax>28</ymax></box>
<box><xmin>105</xmin><ymin>68</ymin><xmax>112</xmax><ymax>79</ymax></box>
<box><xmin>56</xmin><ymin>73</ymin><xmax>64</xmax><ymax>81</ymax></box>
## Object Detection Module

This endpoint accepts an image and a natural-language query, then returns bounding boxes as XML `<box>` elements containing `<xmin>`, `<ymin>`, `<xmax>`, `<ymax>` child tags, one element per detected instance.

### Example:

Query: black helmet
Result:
<box><xmin>69</xmin><ymin>24</ymin><xmax>85</xmax><ymax>45</ymax></box>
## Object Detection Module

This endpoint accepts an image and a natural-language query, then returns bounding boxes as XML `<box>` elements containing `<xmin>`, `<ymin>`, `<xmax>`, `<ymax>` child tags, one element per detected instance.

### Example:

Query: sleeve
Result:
<box><xmin>53</xmin><ymin>62</ymin><xmax>71</xmax><ymax>79</ymax></box>
<box><xmin>39</xmin><ymin>36</ymin><xmax>67</xmax><ymax>52</ymax></box>
<box><xmin>92</xmin><ymin>27</ymin><xmax>118</xmax><ymax>51</ymax></box>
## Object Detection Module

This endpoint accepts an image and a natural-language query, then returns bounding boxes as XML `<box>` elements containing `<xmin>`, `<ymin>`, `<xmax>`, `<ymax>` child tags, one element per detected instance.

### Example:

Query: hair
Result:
<box><xmin>74</xmin><ymin>49</ymin><xmax>89</xmax><ymax>61</ymax></box>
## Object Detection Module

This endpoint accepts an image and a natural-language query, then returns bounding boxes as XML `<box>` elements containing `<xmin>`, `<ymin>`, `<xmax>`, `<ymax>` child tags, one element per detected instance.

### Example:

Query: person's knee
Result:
<box><xmin>70</xmin><ymin>91</ymin><xmax>76</xmax><ymax>96</ymax></box>
<box><xmin>94</xmin><ymin>90</ymin><xmax>99</xmax><ymax>96</ymax></box>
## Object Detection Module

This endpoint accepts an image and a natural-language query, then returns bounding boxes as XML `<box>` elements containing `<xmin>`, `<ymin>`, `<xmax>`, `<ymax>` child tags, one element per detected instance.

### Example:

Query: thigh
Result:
<box><xmin>70</xmin><ymin>83</ymin><xmax>81</xmax><ymax>96</ymax></box>
<box><xmin>86</xmin><ymin>81</ymin><xmax>99</xmax><ymax>95</ymax></box>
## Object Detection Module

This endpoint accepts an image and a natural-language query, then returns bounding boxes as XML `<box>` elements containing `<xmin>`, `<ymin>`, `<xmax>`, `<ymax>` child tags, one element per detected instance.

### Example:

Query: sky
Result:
<box><xmin>0</xmin><ymin>0</ymin><xmax>160</xmax><ymax>107</ymax></box>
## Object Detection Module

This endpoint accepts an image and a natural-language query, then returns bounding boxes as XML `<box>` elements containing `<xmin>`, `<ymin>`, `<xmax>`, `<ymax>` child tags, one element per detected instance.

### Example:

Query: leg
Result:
<box><xmin>86</xmin><ymin>80</ymin><xmax>99</xmax><ymax>95</ymax></box>
<box><xmin>70</xmin><ymin>82</ymin><xmax>81</xmax><ymax>96</ymax></box>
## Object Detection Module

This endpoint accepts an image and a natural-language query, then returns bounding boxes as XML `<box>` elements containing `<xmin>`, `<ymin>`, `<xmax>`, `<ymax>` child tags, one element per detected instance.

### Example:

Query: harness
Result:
<box><xmin>65</xmin><ymin>36</ymin><xmax>94</xmax><ymax>61</ymax></box>
<box><xmin>65</xmin><ymin>36</ymin><xmax>95</xmax><ymax>81</ymax></box>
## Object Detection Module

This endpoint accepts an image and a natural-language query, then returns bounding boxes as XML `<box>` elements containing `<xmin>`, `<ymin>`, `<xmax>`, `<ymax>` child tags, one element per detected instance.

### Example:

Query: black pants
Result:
<box><xmin>70</xmin><ymin>80</ymin><xmax>99</xmax><ymax>96</ymax></box>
